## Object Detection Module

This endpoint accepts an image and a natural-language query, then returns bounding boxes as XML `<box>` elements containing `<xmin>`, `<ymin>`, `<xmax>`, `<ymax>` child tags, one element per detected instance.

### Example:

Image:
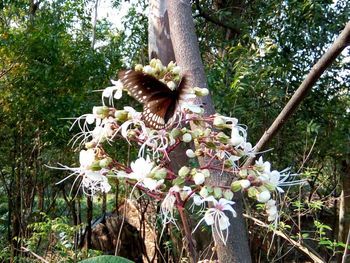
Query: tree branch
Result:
<box><xmin>194</xmin><ymin>0</ymin><xmax>241</xmax><ymax>35</ymax></box>
<box><xmin>243</xmin><ymin>214</ymin><xmax>326</xmax><ymax>263</ymax></box>
<box><xmin>246</xmin><ymin>21</ymin><xmax>350</xmax><ymax>165</ymax></box>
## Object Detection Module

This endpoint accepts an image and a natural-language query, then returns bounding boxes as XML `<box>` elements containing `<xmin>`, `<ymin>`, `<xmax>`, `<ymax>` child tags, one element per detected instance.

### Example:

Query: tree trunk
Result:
<box><xmin>86</xmin><ymin>195</ymin><xmax>93</xmax><ymax>248</ymax></box>
<box><xmin>148</xmin><ymin>0</ymin><xmax>175</xmax><ymax>62</ymax></box>
<box><xmin>167</xmin><ymin>1</ymin><xmax>252</xmax><ymax>262</ymax></box>
<box><xmin>338</xmin><ymin>158</ymin><xmax>350</xmax><ymax>262</ymax></box>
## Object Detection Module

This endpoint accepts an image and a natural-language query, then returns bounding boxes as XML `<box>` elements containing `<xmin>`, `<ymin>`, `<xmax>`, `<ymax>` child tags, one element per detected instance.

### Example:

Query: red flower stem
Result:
<box><xmin>175</xmin><ymin>192</ymin><xmax>197</xmax><ymax>262</ymax></box>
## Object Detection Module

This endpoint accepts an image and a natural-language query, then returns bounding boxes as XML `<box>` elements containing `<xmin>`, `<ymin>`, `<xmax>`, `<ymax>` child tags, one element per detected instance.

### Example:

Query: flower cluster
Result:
<box><xmin>59</xmin><ymin>59</ymin><xmax>302</xmax><ymax>244</ymax></box>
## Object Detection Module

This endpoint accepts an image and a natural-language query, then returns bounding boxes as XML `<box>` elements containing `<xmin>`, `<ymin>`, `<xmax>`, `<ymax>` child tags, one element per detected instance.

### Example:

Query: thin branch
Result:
<box><xmin>246</xmin><ymin>21</ymin><xmax>350</xmax><ymax>166</ymax></box>
<box><xmin>194</xmin><ymin>0</ymin><xmax>241</xmax><ymax>35</ymax></box>
<box><xmin>21</xmin><ymin>246</ymin><xmax>49</xmax><ymax>263</ymax></box>
<box><xmin>341</xmin><ymin>213</ymin><xmax>350</xmax><ymax>263</ymax></box>
<box><xmin>243</xmin><ymin>214</ymin><xmax>326</xmax><ymax>263</ymax></box>
<box><xmin>91</xmin><ymin>0</ymin><xmax>99</xmax><ymax>49</ymax></box>
<box><xmin>0</xmin><ymin>63</ymin><xmax>16</xmax><ymax>79</ymax></box>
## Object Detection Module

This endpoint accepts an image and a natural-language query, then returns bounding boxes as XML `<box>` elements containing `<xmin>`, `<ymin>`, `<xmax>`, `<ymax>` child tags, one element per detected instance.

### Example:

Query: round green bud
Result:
<box><xmin>153</xmin><ymin>167</ymin><xmax>167</xmax><ymax>180</ymax></box>
<box><xmin>231</xmin><ymin>181</ymin><xmax>242</xmax><ymax>192</ymax></box>
<box><xmin>90</xmin><ymin>161</ymin><xmax>101</xmax><ymax>171</ymax></box>
<box><xmin>199</xmin><ymin>186</ymin><xmax>209</xmax><ymax>198</ymax></box>
<box><xmin>217</xmin><ymin>132</ymin><xmax>230</xmax><ymax>143</ymax></box>
<box><xmin>201</xmin><ymin>169</ymin><xmax>210</xmax><ymax>178</ymax></box>
<box><xmin>182</xmin><ymin>133</ymin><xmax>192</xmax><ymax>143</ymax></box>
<box><xmin>115</xmin><ymin>110</ymin><xmax>128</xmax><ymax>122</ymax></box>
<box><xmin>213</xmin><ymin>116</ymin><xmax>226</xmax><ymax>129</ymax></box>
<box><xmin>99</xmin><ymin>157</ymin><xmax>112</xmax><ymax>168</ymax></box>
<box><xmin>223</xmin><ymin>190</ymin><xmax>234</xmax><ymax>200</ymax></box>
<box><xmin>134</xmin><ymin>64</ymin><xmax>143</xmax><ymax>71</ymax></box>
<box><xmin>213</xmin><ymin>187</ymin><xmax>223</xmax><ymax>199</ymax></box>
<box><xmin>178</xmin><ymin>166</ymin><xmax>190</xmax><ymax>177</ymax></box>
<box><xmin>194</xmin><ymin>87</ymin><xmax>209</xmax><ymax>97</ymax></box>
<box><xmin>170</xmin><ymin>128</ymin><xmax>181</xmax><ymax>138</ymax></box>
<box><xmin>247</xmin><ymin>187</ymin><xmax>258</xmax><ymax>198</ymax></box>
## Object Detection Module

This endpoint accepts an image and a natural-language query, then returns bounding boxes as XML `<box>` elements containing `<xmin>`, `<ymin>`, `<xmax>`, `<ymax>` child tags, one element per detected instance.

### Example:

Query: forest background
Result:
<box><xmin>0</xmin><ymin>0</ymin><xmax>350</xmax><ymax>262</ymax></box>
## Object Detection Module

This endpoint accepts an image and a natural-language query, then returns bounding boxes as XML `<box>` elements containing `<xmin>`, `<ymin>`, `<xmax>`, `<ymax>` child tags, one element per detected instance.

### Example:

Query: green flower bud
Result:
<box><xmin>90</xmin><ymin>161</ymin><xmax>101</xmax><ymax>171</ymax></box>
<box><xmin>170</xmin><ymin>128</ymin><xmax>181</xmax><ymax>139</ymax></box>
<box><xmin>213</xmin><ymin>116</ymin><xmax>226</xmax><ymax>129</ymax></box>
<box><xmin>153</xmin><ymin>167</ymin><xmax>167</xmax><ymax>180</ymax></box>
<box><xmin>206</xmin><ymin>186</ymin><xmax>213</xmax><ymax>193</ymax></box>
<box><xmin>167</xmin><ymin>61</ymin><xmax>176</xmax><ymax>70</ymax></box>
<box><xmin>172</xmin><ymin>176</ymin><xmax>185</xmax><ymax>186</ymax></box>
<box><xmin>85</xmin><ymin>141</ymin><xmax>96</xmax><ymax>149</ymax></box>
<box><xmin>224</xmin><ymin>159</ymin><xmax>234</xmax><ymax>168</ymax></box>
<box><xmin>171</xmin><ymin>66</ymin><xmax>181</xmax><ymax>75</ymax></box>
<box><xmin>223</xmin><ymin>190</ymin><xmax>234</xmax><ymax>200</ymax></box>
<box><xmin>182</xmin><ymin>133</ymin><xmax>192</xmax><ymax>143</ymax></box>
<box><xmin>93</xmin><ymin>106</ymin><xmax>109</xmax><ymax>117</ymax></box>
<box><xmin>213</xmin><ymin>187</ymin><xmax>223</xmax><ymax>199</ymax></box>
<box><xmin>239</xmin><ymin>169</ymin><xmax>248</xmax><ymax>178</ymax></box>
<box><xmin>231</xmin><ymin>181</ymin><xmax>242</xmax><ymax>192</ymax></box>
<box><xmin>194</xmin><ymin>87</ymin><xmax>209</xmax><ymax>97</ymax></box>
<box><xmin>190</xmin><ymin>168</ymin><xmax>197</xmax><ymax>176</ymax></box>
<box><xmin>201</xmin><ymin>169</ymin><xmax>210</xmax><ymax>178</ymax></box>
<box><xmin>247</xmin><ymin>187</ymin><xmax>258</xmax><ymax>198</ymax></box>
<box><xmin>203</xmin><ymin>128</ymin><xmax>211</xmax><ymax>137</ymax></box>
<box><xmin>149</xmin><ymin>58</ymin><xmax>159</xmax><ymax>68</ymax></box>
<box><xmin>217</xmin><ymin>132</ymin><xmax>230</xmax><ymax>143</ymax></box>
<box><xmin>115</xmin><ymin>110</ymin><xmax>128</xmax><ymax>122</ymax></box>
<box><xmin>134</xmin><ymin>64</ymin><xmax>143</xmax><ymax>71</ymax></box>
<box><xmin>178</xmin><ymin>166</ymin><xmax>190</xmax><ymax>177</ymax></box>
<box><xmin>264</xmin><ymin>183</ymin><xmax>276</xmax><ymax>192</ymax></box>
<box><xmin>99</xmin><ymin>157</ymin><xmax>112</xmax><ymax>168</ymax></box>
<box><xmin>192</xmin><ymin>129</ymin><xmax>202</xmax><ymax>139</ymax></box>
<box><xmin>199</xmin><ymin>186</ymin><xmax>209</xmax><ymax>198</ymax></box>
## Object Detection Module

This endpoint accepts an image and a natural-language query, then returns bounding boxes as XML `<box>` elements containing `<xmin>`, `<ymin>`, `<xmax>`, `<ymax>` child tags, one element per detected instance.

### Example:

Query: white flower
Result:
<box><xmin>143</xmin><ymin>178</ymin><xmax>164</xmax><ymax>191</ymax></box>
<box><xmin>182</xmin><ymin>133</ymin><xmax>192</xmax><ymax>142</ymax></box>
<box><xmin>181</xmin><ymin>102</ymin><xmax>203</xmax><ymax>113</ymax></box>
<box><xmin>193</xmin><ymin>196</ymin><xmax>237</xmax><ymax>245</ymax></box>
<box><xmin>129</xmin><ymin>156</ymin><xmax>154</xmax><ymax>181</ymax></box>
<box><xmin>128</xmin><ymin>156</ymin><xmax>163</xmax><ymax>191</ymax></box>
<box><xmin>266</xmin><ymin>199</ymin><xmax>278</xmax><ymax>222</ymax></box>
<box><xmin>255</xmin><ymin>156</ymin><xmax>271</xmax><ymax>174</ymax></box>
<box><xmin>193</xmin><ymin>173</ymin><xmax>205</xmax><ymax>185</ymax></box>
<box><xmin>143</xmin><ymin>65</ymin><xmax>155</xmax><ymax>75</ymax></box>
<box><xmin>167</xmin><ymin>81</ymin><xmax>176</xmax><ymax>90</ymax></box>
<box><xmin>268</xmin><ymin>170</ymin><xmax>285</xmax><ymax>193</ymax></box>
<box><xmin>138</xmin><ymin>129</ymin><xmax>170</xmax><ymax>159</ymax></box>
<box><xmin>186</xmin><ymin>149</ymin><xmax>196</xmax><ymax>158</ymax></box>
<box><xmin>171</xmin><ymin>66</ymin><xmax>181</xmax><ymax>75</ymax></box>
<box><xmin>102</xmin><ymin>80</ymin><xmax>123</xmax><ymax>106</ymax></box>
<box><xmin>82</xmin><ymin>170</ymin><xmax>111</xmax><ymax>195</ymax></box>
<box><xmin>230</xmin><ymin>127</ymin><xmax>244</xmax><ymax>146</ymax></box>
<box><xmin>240</xmin><ymin>179</ymin><xmax>251</xmax><ymax>189</ymax></box>
<box><xmin>257</xmin><ymin>190</ymin><xmax>271</xmax><ymax>203</ymax></box>
<box><xmin>160</xmin><ymin>186</ymin><xmax>180</xmax><ymax>226</ymax></box>
<box><xmin>79</xmin><ymin>149</ymin><xmax>95</xmax><ymax>168</ymax></box>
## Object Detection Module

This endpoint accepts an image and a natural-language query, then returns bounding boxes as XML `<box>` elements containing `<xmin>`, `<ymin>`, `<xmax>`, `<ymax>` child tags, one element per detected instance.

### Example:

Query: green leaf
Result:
<box><xmin>80</xmin><ymin>255</ymin><xmax>134</xmax><ymax>263</ymax></box>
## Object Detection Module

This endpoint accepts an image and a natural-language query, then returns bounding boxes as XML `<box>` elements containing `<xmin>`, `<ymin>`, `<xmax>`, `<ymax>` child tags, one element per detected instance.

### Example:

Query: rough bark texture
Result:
<box><xmin>247</xmin><ymin>21</ymin><xmax>350</xmax><ymax>165</ymax></box>
<box><xmin>167</xmin><ymin>1</ymin><xmax>252</xmax><ymax>262</ymax></box>
<box><xmin>148</xmin><ymin>0</ymin><xmax>175</xmax><ymax>63</ymax></box>
<box><xmin>338</xmin><ymin>157</ymin><xmax>350</xmax><ymax>262</ymax></box>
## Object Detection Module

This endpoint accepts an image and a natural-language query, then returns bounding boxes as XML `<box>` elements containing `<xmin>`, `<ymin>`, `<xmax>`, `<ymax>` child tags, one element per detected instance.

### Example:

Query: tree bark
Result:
<box><xmin>167</xmin><ymin>1</ymin><xmax>252</xmax><ymax>262</ymax></box>
<box><xmin>338</xmin><ymin>156</ymin><xmax>350</xmax><ymax>262</ymax></box>
<box><xmin>148</xmin><ymin>0</ymin><xmax>175</xmax><ymax>63</ymax></box>
<box><xmin>86</xmin><ymin>195</ymin><xmax>93</xmax><ymax>248</ymax></box>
